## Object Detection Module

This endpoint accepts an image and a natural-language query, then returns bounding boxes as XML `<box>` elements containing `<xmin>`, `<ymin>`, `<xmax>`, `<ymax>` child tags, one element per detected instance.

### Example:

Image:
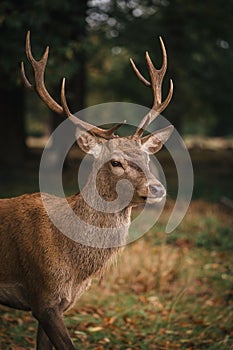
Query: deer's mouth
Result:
<box><xmin>140</xmin><ymin>191</ymin><xmax>166</xmax><ymax>203</ymax></box>
<box><xmin>141</xmin><ymin>195</ymin><xmax>165</xmax><ymax>204</ymax></box>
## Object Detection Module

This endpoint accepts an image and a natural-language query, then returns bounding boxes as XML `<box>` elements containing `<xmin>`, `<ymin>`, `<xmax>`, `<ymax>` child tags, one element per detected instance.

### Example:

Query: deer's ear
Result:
<box><xmin>76</xmin><ymin>132</ymin><xmax>103</xmax><ymax>158</ymax></box>
<box><xmin>141</xmin><ymin>125</ymin><xmax>174</xmax><ymax>154</ymax></box>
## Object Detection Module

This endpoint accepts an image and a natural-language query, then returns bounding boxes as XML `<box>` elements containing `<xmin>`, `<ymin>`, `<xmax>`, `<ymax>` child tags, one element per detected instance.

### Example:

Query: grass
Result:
<box><xmin>0</xmin><ymin>200</ymin><xmax>232</xmax><ymax>349</ymax></box>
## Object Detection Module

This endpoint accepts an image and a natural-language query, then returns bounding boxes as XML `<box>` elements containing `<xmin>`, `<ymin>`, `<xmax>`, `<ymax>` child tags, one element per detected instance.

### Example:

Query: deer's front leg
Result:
<box><xmin>33</xmin><ymin>306</ymin><xmax>76</xmax><ymax>350</ymax></box>
<box><xmin>36</xmin><ymin>324</ymin><xmax>53</xmax><ymax>350</ymax></box>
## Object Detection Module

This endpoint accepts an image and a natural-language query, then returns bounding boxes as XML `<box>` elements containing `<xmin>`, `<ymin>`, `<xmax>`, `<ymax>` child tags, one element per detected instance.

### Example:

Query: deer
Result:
<box><xmin>0</xmin><ymin>31</ymin><xmax>174</xmax><ymax>350</ymax></box>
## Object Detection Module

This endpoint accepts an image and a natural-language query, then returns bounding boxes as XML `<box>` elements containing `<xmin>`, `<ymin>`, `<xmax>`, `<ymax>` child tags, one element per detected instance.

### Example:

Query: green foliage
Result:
<box><xmin>166</xmin><ymin>216</ymin><xmax>233</xmax><ymax>251</ymax></box>
<box><xmin>87</xmin><ymin>0</ymin><xmax>233</xmax><ymax>135</ymax></box>
<box><xmin>0</xmin><ymin>0</ymin><xmax>88</xmax><ymax>166</ymax></box>
<box><xmin>0</xmin><ymin>0</ymin><xmax>232</xmax><ymax>140</ymax></box>
<box><xmin>0</xmin><ymin>0</ymin><xmax>88</xmax><ymax>89</ymax></box>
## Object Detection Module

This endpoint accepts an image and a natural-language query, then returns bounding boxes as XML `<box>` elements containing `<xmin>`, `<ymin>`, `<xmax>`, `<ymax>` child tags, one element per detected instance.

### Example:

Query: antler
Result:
<box><xmin>130</xmin><ymin>37</ymin><xmax>173</xmax><ymax>138</ymax></box>
<box><xmin>21</xmin><ymin>31</ymin><xmax>124</xmax><ymax>139</ymax></box>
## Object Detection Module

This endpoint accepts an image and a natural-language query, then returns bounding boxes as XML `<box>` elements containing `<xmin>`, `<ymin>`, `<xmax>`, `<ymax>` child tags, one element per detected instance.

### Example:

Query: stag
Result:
<box><xmin>0</xmin><ymin>32</ymin><xmax>173</xmax><ymax>349</ymax></box>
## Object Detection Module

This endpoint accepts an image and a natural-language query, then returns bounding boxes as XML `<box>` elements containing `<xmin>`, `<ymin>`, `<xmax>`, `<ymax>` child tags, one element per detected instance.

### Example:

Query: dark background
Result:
<box><xmin>0</xmin><ymin>0</ymin><xmax>232</xmax><ymax>164</ymax></box>
<box><xmin>0</xmin><ymin>0</ymin><xmax>232</xmax><ymax>202</ymax></box>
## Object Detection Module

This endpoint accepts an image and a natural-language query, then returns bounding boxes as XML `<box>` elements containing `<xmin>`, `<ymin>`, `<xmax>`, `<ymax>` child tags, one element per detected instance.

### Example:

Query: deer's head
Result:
<box><xmin>22</xmin><ymin>32</ymin><xmax>173</xmax><ymax>207</ymax></box>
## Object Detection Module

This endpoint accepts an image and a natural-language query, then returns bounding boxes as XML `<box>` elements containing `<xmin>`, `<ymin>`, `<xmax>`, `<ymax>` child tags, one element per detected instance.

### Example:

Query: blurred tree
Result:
<box><xmin>87</xmin><ymin>0</ymin><xmax>233</xmax><ymax>135</ymax></box>
<box><xmin>0</xmin><ymin>0</ymin><xmax>88</xmax><ymax>166</ymax></box>
<box><xmin>0</xmin><ymin>0</ymin><xmax>232</xmax><ymax>169</ymax></box>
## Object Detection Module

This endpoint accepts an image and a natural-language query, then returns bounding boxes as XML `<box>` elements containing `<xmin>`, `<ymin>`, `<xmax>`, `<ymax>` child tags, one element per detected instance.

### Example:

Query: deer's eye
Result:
<box><xmin>111</xmin><ymin>160</ymin><xmax>122</xmax><ymax>167</ymax></box>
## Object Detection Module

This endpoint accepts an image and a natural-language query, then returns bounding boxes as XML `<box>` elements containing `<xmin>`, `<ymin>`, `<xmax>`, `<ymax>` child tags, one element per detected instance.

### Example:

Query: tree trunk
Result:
<box><xmin>0</xmin><ymin>87</ymin><xmax>26</xmax><ymax>166</ymax></box>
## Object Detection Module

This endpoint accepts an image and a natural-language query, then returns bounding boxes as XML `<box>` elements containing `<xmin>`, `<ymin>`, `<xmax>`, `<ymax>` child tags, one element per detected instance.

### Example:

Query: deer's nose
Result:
<box><xmin>149</xmin><ymin>184</ymin><xmax>165</xmax><ymax>198</ymax></box>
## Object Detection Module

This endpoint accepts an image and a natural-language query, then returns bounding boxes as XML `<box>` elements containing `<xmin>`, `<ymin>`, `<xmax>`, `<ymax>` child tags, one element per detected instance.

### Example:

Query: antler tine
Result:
<box><xmin>129</xmin><ymin>58</ymin><xmax>151</xmax><ymax>87</ymax></box>
<box><xmin>61</xmin><ymin>78</ymin><xmax>125</xmax><ymax>139</ymax></box>
<box><xmin>21</xmin><ymin>61</ymin><xmax>34</xmax><ymax>91</ymax></box>
<box><xmin>22</xmin><ymin>31</ymin><xmax>63</xmax><ymax>115</ymax></box>
<box><xmin>132</xmin><ymin>37</ymin><xmax>173</xmax><ymax>138</ymax></box>
<box><xmin>21</xmin><ymin>31</ymin><xmax>124</xmax><ymax>139</ymax></box>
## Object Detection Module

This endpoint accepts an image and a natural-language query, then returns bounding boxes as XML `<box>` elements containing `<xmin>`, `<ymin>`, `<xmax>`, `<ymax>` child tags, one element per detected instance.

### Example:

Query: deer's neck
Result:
<box><xmin>79</xmin><ymin>165</ymin><xmax>132</xmax><ymax>214</ymax></box>
<box><xmin>65</xmin><ymin>167</ymin><xmax>132</xmax><ymax>248</ymax></box>
<box><xmin>71</xmin><ymin>190</ymin><xmax>132</xmax><ymax>226</ymax></box>
<box><xmin>86</xmin><ymin>165</ymin><xmax>121</xmax><ymax>201</ymax></box>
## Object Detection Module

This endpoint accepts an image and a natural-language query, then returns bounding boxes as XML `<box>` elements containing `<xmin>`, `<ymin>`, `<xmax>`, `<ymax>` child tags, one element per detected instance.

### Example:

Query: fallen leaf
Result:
<box><xmin>87</xmin><ymin>326</ymin><xmax>103</xmax><ymax>332</ymax></box>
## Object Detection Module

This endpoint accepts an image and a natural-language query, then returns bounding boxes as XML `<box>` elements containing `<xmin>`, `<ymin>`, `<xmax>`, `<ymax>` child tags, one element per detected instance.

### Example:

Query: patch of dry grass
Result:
<box><xmin>84</xmin><ymin>200</ymin><xmax>232</xmax><ymax>296</ymax></box>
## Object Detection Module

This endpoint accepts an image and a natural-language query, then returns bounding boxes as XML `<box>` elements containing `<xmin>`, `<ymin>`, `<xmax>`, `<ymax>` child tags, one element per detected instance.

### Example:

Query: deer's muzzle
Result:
<box><xmin>140</xmin><ymin>183</ymin><xmax>166</xmax><ymax>203</ymax></box>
